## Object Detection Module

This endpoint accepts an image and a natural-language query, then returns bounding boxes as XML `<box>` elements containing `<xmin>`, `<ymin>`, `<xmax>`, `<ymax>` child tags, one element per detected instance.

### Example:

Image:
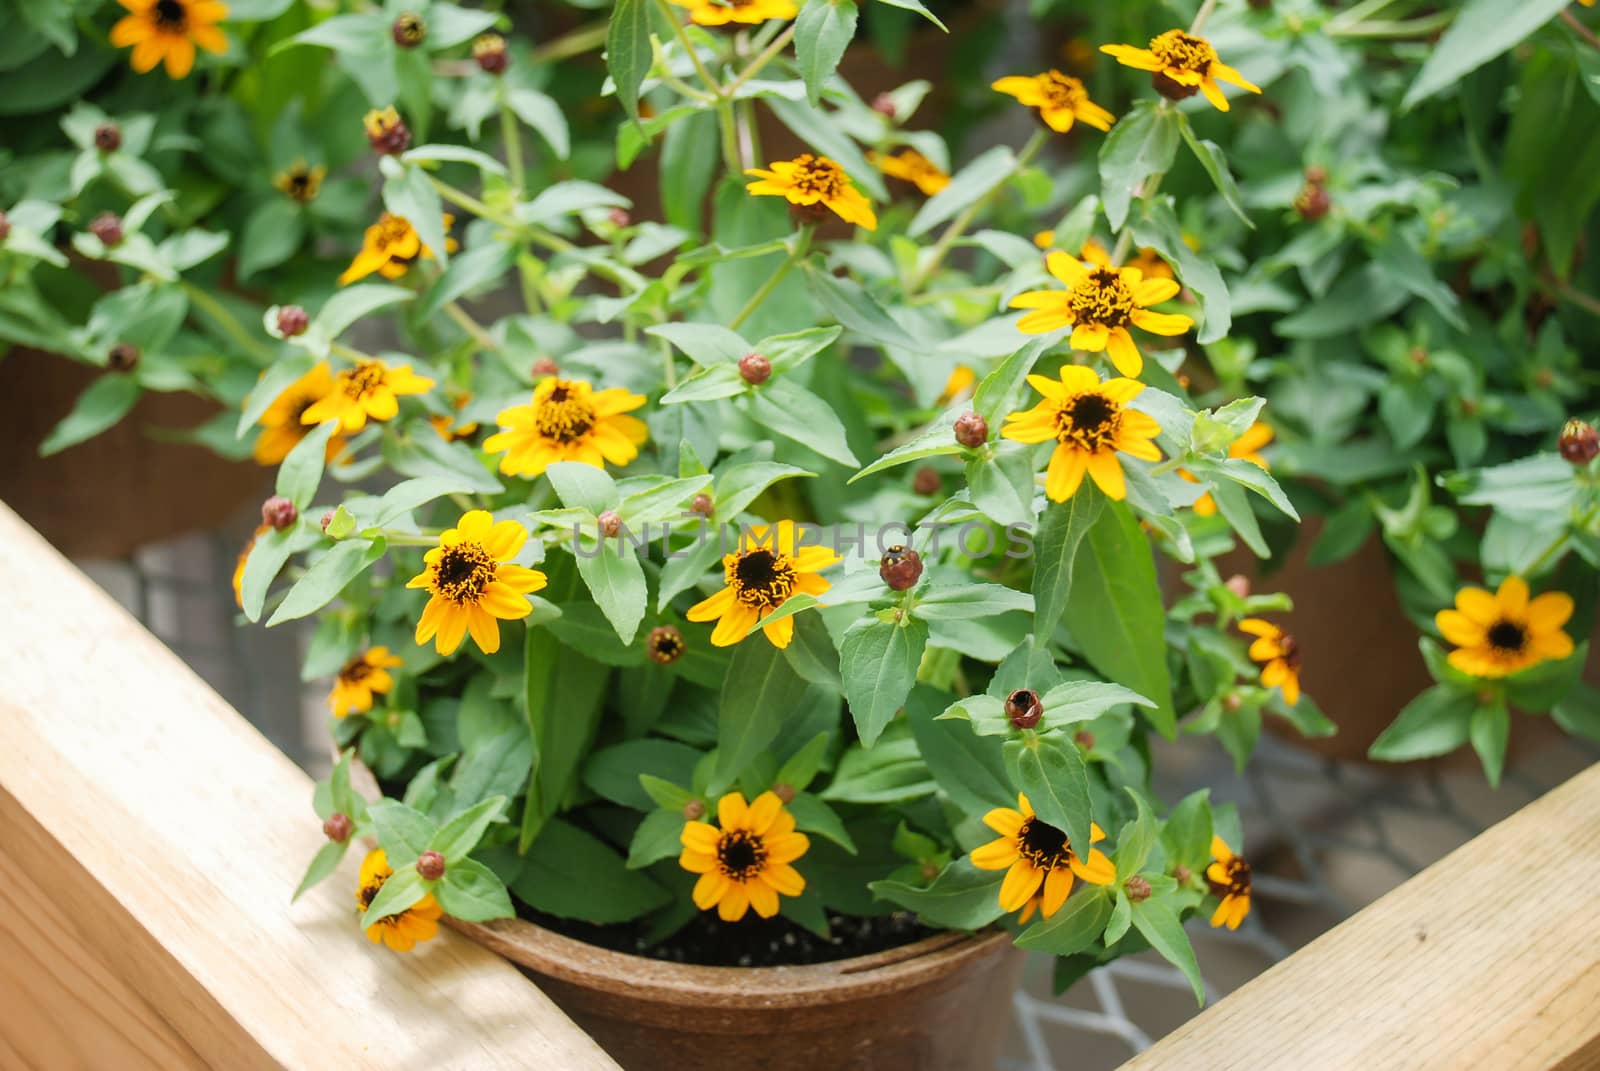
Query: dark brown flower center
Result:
<box><xmin>1151</xmin><ymin>29</ymin><xmax>1216</xmax><ymax>74</ymax></box>
<box><xmin>433</xmin><ymin>541</ymin><xmax>496</xmax><ymax>604</ymax></box>
<box><xmin>788</xmin><ymin>155</ymin><xmax>846</xmax><ymax>199</ymax></box>
<box><xmin>1277</xmin><ymin>633</ymin><xmax>1303</xmax><ymax>671</ymax></box>
<box><xmin>1056</xmin><ymin>391</ymin><xmax>1122</xmax><ymax>451</ymax></box>
<box><xmin>1039</xmin><ymin>70</ymin><xmax>1088</xmax><ymax>108</ymax></box>
<box><xmin>1017</xmin><ymin>817</ymin><xmax>1074</xmax><ymax>871</ymax></box>
<box><xmin>731</xmin><ymin>548</ymin><xmax>798</xmax><ymax>610</ymax></box>
<box><xmin>342</xmin><ymin>361</ymin><xmax>388</xmax><ymax>399</ymax></box>
<box><xmin>339</xmin><ymin>655</ymin><xmax>375</xmax><ymax>685</ymax></box>
<box><xmin>1069</xmin><ymin>267</ymin><xmax>1137</xmax><ymax>327</ymax></box>
<box><xmin>534</xmin><ymin>381</ymin><xmax>597</xmax><ymax>442</ymax></box>
<box><xmin>715</xmin><ymin>828</ymin><xmax>767</xmax><ymax>881</ymax></box>
<box><xmin>1212</xmin><ymin>857</ymin><xmax>1251</xmax><ymax>899</ymax></box>
<box><xmin>153</xmin><ymin>0</ymin><xmax>188</xmax><ymax>30</ymax></box>
<box><xmin>373</xmin><ymin>214</ymin><xmax>414</xmax><ymax>254</ymax></box>
<box><xmin>1488</xmin><ymin>620</ymin><xmax>1527</xmax><ymax>654</ymax></box>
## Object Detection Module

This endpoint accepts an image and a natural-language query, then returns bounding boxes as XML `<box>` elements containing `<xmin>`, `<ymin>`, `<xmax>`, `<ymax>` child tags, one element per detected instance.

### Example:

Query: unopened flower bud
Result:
<box><xmin>683</xmin><ymin>799</ymin><xmax>706</xmax><ymax>820</ymax></box>
<box><xmin>1223</xmin><ymin>692</ymin><xmax>1243</xmax><ymax>712</ymax></box>
<box><xmin>320</xmin><ymin>511</ymin><xmax>335</xmax><ymax>532</ymax></box>
<box><xmin>1224</xmin><ymin>574</ymin><xmax>1251</xmax><ymax>599</ymax></box>
<box><xmin>530</xmin><ymin>356</ymin><xmax>559</xmax><ymax>378</ymax></box>
<box><xmin>608</xmin><ymin>207</ymin><xmax>631</xmax><ymax>228</ymax></box>
<box><xmin>89</xmin><ymin>212</ymin><xmax>124</xmax><ymax>246</ymax></box>
<box><xmin>363</xmin><ymin>106</ymin><xmax>411</xmax><ymax>156</ymax></box>
<box><xmin>322</xmin><ymin>812</ymin><xmax>353</xmax><ymax>843</ymax></box>
<box><xmin>1006</xmin><ymin>689</ymin><xmax>1043</xmax><ymax>730</ymax></box>
<box><xmin>912</xmin><ymin>466</ymin><xmax>941</xmax><ymax>495</ymax></box>
<box><xmin>1294</xmin><ymin>183</ymin><xmax>1331</xmax><ymax>221</ymax></box>
<box><xmin>954</xmin><ymin>411</ymin><xmax>989</xmax><ymax>448</ymax></box>
<box><xmin>1560</xmin><ymin>419</ymin><xmax>1600</xmax><ymax>464</ymax></box>
<box><xmin>1303</xmin><ymin>164</ymin><xmax>1327</xmax><ymax>185</ymax></box>
<box><xmin>473</xmin><ymin>33</ymin><xmax>509</xmax><ymax>74</ymax></box>
<box><xmin>646</xmin><ymin>625</ymin><xmax>686</xmax><ymax>665</ymax></box>
<box><xmin>920</xmin><ymin>859</ymin><xmax>940</xmax><ymax>882</ymax></box>
<box><xmin>690</xmin><ymin>493</ymin><xmax>713</xmax><ymax>516</ymax></box>
<box><xmin>1174</xmin><ymin>864</ymin><xmax>1192</xmax><ymax>884</ymax></box>
<box><xmin>391</xmin><ymin>12</ymin><xmax>426</xmax><ymax>47</ymax></box>
<box><xmin>597</xmin><ymin>510</ymin><xmax>622</xmax><ymax>537</ymax></box>
<box><xmin>262</xmin><ymin>495</ymin><xmax>297</xmax><ymax>531</ymax></box>
<box><xmin>107</xmin><ymin>342</ymin><xmax>140</xmax><ymax>372</ymax></box>
<box><xmin>871</xmin><ymin>92</ymin><xmax>898</xmax><ymax>119</ymax></box>
<box><xmin>276</xmin><ymin>305</ymin><xmax>309</xmax><ymax>338</ymax></box>
<box><xmin>416</xmin><ymin>850</ymin><xmax>446</xmax><ymax>880</ymax></box>
<box><xmin>1124</xmin><ymin>874</ymin><xmax>1152</xmax><ymax>902</ymax></box>
<box><xmin>94</xmin><ymin>123</ymin><xmax>122</xmax><ymax>152</ymax></box>
<box><xmin>879</xmin><ymin>545</ymin><xmax>923</xmax><ymax>591</ymax></box>
<box><xmin>1152</xmin><ymin>71</ymin><xmax>1200</xmax><ymax>102</ymax></box>
<box><xmin>1074</xmin><ymin>730</ymin><xmax>1095</xmax><ymax>750</ymax></box>
<box><xmin>738</xmin><ymin>352</ymin><xmax>771</xmax><ymax>385</ymax></box>
<box><xmin>772</xmin><ymin>782</ymin><xmax>795</xmax><ymax>803</ymax></box>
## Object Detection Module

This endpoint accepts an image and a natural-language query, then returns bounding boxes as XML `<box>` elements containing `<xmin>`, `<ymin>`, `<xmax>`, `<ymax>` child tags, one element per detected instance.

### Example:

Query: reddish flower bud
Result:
<box><xmin>107</xmin><ymin>342</ymin><xmax>140</xmax><ymax>372</ymax></box>
<box><xmin>608</xmin><ymin>207</ymin><xmax>632</xmax><ymax>228</ymax></box>
<box><xmin>1224</xmin><ymin>574</ymin><xmax>1251</xmax><ymax>599</ymax></box>
<box><xmin>871</xmin><ymin>92</ymin><xmax>898</xmax><ymax>119</ymax></box>
<box><xmin>597</xmin><ymin>510</ymin><xmax>623</xmax><ymax>538</ymax></box>
<box><xmin>1152</xmin><ymin>71</ymin><xmax>1200</xmax><ymax>102</ymax></box>
<box><xmin>322</xmin><ymin>812</ymin><xmax>353</xmax><ymax>843</ymax></box>
<box><xmin>319</xmin><ymin>511</ymin><xmax>335</xmax><ymax>532</ymax></box>
<box><xmin>646</xmin><ymin>625</ymin><xmax>686</xmax><ymax>665</ymax></box>
<box><xmin>1223</xmin><ymin>692</ymin><xmax>1243</xmax><ymax>712</ymax></box>
<box><xmin>1074</xmin><ymin>730</ymin><xmax>1096</xmax><ymax>750</ymax></box>
<box><xmin>738</xmin><ymin>352</ymin><xmax>771</xmax><ymax>385</ymax></box>
<box><xmin>472</xmin><ymin>33</ymin><xmax>508</xmax><ymax>73</ymax></box>
<box><xmin>89</xmin><ymin>212</ymin><xmax>124</xmax><ymax>246</ymax></box>
<box><xmin>530</xmin><ymin>356</ymin><xmax>559</xmax><ymax>377</ymax></box>
<box><xmin>391</xmin><ymin>12</ymin><xmax>426</xmax><ymax>47</ymax></box>
<box><xmin>262</xmin><ymin>495</ymin><xmax>298</xmax><ymax>531</ymax></box>
<box><xmin>1124</xmin><ymin>874</ymin><xmax>1152</xmax><ymax>902</ymax></box>
<box><xmin>683</xmin><ymin>799</ymin><xmax>706</xmax><ymax>820</ymax></box>
<box><xmin>416</xmin><ymin>850</ymin><xmax>446</xmax><ymax>880</ymax></box>
<box><xmin>912</xmin><ymin>466</ymin><xmax>941</xmax><ymax>495</ymax></box>
<box><xmin>920</xmin><ymin>859</ymin><xmax>941</xmax><ymax>882</ymax></box>
<box><xmin>1303</xmin><ymin>164</ymin><xmax>1328</xmax><ymax>185</ymax></box>
<box><xmin>1294</xmin><ymin>183</ymin><xmax>1331</xmax><ymax>221</ymax></box>
<box><xmin>1006</xmin><ymin>689</ymin><xmax>1043</xmax><ymax>730</ymax></box>
<box><xmin>0</xmin><ymin>210</ymin><xmax>10</xmax><ymax>242</ymax></box>
<box><xmin>954</xmin><ymin>411</ymin><xmax>989</xmax><ymax>448</ymax></box>
<box><xmin>879</xmin><ymin>545</ymin><xmax>923</xmax><ymax>591</ymax></box>
<box><xmin>1174</xmin><ymin>863</ymin><xmax>1193</xmax><ymax>884</ymax></box>
<box><xmin>363</xmin><ymin>107</ymin><xmax>411</xmax><ymax>156</ymax></box>
<box><xmin>690</xmin><ymin>493</ymin><xmax>713</xmax><ymax>516</ymax></box>
<box><xmin>772</xmin><ymin>782</ymin><xmax>795</xmax><ymax>804</ymax></box>
<box><xmin>276</xmin><ymin>305</ymin><xmax>309</xmax><ymax>338</ymax></box>
<box><xmin>94</xmin><ymin>123</ymin><xmax>122</xmax><ymax>152</ymax></box>
<box><xmin>1561</xmin><ymin>419</ymin><xmax>1600</xmax><ymax>465</ymax></box>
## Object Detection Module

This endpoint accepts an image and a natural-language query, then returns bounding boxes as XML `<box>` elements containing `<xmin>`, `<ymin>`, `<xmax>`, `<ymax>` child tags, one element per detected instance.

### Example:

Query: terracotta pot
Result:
<box><xmin>0</xmin><ymin>346</ymin><xmax>267</xmax><ymax>559</ymax></box>
<box><xmin>454</xmin><ymin>918</ymin><xmax>1022</xmax><ymax>1071</ymax></box>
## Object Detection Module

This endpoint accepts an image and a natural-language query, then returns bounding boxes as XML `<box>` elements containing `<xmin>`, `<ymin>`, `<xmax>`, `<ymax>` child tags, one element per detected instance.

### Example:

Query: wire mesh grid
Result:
<box><xmin>77</xmin><ymin>524</ymin><xmax>1600</xmax><ymax>1071</ymax></box>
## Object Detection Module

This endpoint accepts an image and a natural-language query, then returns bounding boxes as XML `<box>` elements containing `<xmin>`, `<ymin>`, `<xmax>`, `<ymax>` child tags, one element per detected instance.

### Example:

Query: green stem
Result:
<box><xmin>1324</xmin><ymin>0</ymin><xmax>1407</xmax><ymax>29</ymax></box>
<box><xmin>371</xmin><ymin>528</ymin><xmax>441</xmax><ymax>546</ymax></box>
<box><xmin>1327</xmin><ymin>12</ymin><xmax>1452</xmax><ymax>37</ymax></box>
<box><xmin>443</xmin><ymin>301</ymin><xmax>499</xmax><ymax>351</ymax></box>
<box><xmin>1524</xmin><ymin>503</ymin><xmax>1600</xmax><ymax>577</ymax></box>
<box><xmin>181</xmin><ymin>283</ymin><xmax>274</xmax><ymax>362</ymax></box>
<box><xmin>724</xmin><ymin>23</ymin><xmax>796</xmax><ymax>96</ymax></box>
<box><xmin>1189</xmin><ymin>0</ymin><xmax>1219</xmax><ymax>34</ymax></box>
<box><xmin>530</xmin><ymin>20</ymin><xmax>609</xmax><ymax>64</ymax></box>
<box><xmin>430</xmin><ymin>177</ymin><xmax>520</xmax><ymax>230</ymax></box>
<box><xmin>729</xmin><ymin>226</ymin><xmax>812</xmax><ymax>330</ymax></box>
<box><xmin>498</xmin><ymin>87</ymin><xmax>526</xmax><ymax>197</ymax></box>
<box><xmin>907</xmin><ymin>128</ymin><xmax>1047</xmax><ymax>295</ymax></box>
<box><xmin>658</xmin><ymin>335</ymin><xmax>678</xmax><ymax>390</ymax></box>
<box><xmin>653</xmin><ymin>0</ymin><xmax>723</xmax><ymax>93</ymax></box>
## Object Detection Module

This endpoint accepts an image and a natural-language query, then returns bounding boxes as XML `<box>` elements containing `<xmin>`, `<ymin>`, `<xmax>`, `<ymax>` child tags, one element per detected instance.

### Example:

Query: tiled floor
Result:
<box><xmin>79</xmin><ymin>518</ymin><xmax>1600</xmax><ymax>1070</ymax></box>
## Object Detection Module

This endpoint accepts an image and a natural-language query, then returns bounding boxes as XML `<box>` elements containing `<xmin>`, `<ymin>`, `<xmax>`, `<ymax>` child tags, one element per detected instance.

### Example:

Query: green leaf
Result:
<box><xmin>1368</xmin><ymin>684</ymin><xmax>1474</xmax><ymax>762</ymax></box>
<box><xmin>787</xmin><ymin>792</ymin><xmax>856</xmax><ymax>853</ymax></box>
<box><xmin>627</xmin><ymin>808</ymin><xmax>687</xmax><ymax>869</ymax></box>
<box><xmin>908</xmin><ymin>144</ymin><xmax>1014</xmax><ymax>238</ymax></box>
<box><xmin>804</xmin><ymin>264</ymin><xmax>919</xmax><ymax>349</ymax></box>
<box><xmin>1132</xmin><ymin>200</ymin><xmax>1230</xmax><ymax>344</ymax></box>
<box><xmin>745</xmin><ymin>377</ymin><xmax>860</xmax><ymax>466</ymax></box>
<box><xmin>1037</xmin><ymin>680</ymin><xmax>1155</xmax><ymax>725</ymax></box>
<box><xmin>775</xmin><ymin>731</ymin><xmax>833</xmax><ymax>791</ymax></box>
<box><xmin>1031</xmin><ymin>484</ymin><xmax>1105</xmax><ymax>647</ymax></box>
<box><xmin>428</xmin><ymin>796</ymin><xmax>506</xmax><ymax>862</ymax></box>
<box><xmin>1178</xmin><ymin>119</ymin><xmax>1251</xmax><ymax>228</ymax></box>
<box><xmin>360</xmin><ymin>867</ymin><xmax>426</xmax><ymax>930</ymax></box>
<box><xmin>419</xmin><ymin>242</ymin><xmax>516</xmax><ymax>320</ymax></box>
<box><xmin>1113</xmin><ymin>789</ymin><xmax>1158</xmax><ymax>877</ymax></box>
<box><xmin>1004</xmin><ymin>735</ymin><xmax>1092</xmax><ymax>864</ymax></box>
<box><xmin>1402</xmin><ymin>0</ymin><xmax>1569</xmax><ymax>109</ymax></box>
<box><xmin>1129</xmin><ymin>897</ymin><xmax>1204</xmax><ymax>1004</ymax></box>
<box><xmin>240</xmin><ymin>528</ymin><xmax>296</xmax><ymax>623</ymax></box>
<box><xmin>913</xmin><ymin>583</ymin><xmax>1033</xmax><ymax>620</ymax></box>
<box><xmin>1098</xmin><ymin>101</ymin><xmax>1181</xmax><ymax>232</ymax></box>
<box><xmin>266</xmin><ymin>537</ymin><xmax>387</xmax><ymax>626</ymax></box>
<box><xmin>312</xmin><ymin>284</ymin><xmax>414</xmax><ymax>343</ymax></box>
<box><xmin>367</xmin><ymin>476</ymin><xmax>480</xmax><ymax>527</ymax></box>
<box><xmin>505</xmin><ymin>88</ymin><xmax>571</xmax><ymax>159</ymax></box>
<box><xmin>366</xmin><ymin>799</ymin><xmax>437</xmax><ymax>866</ymax></box>
<box><xmin>434</xmin><ymin>857</ymin><xmax>515</xmax><ymax>922</ymax></box>
<box><xmin>794</xmin><ymin>0</ymin><xmax>857</xmax><ymax>107</ymax></box>
<box><xmin>1015</xmin><ymin>886</ymin><xmax>1113</xmax><ymax>955</ymax></box>
<box><xmin>574</xmin><ymin>541</ymin><xmax>648</xmax><ymax>644</ymax></box>
<box><xmin>523</xmin><ymin>609</ymin><xmax>611</xmax><ymax>846</ymax></box>
<box><xmin>848</xmin><ymin>410</ymin><xmax>965</xmax><ymax>483</ymax></box>
<box><xmin>868</xmin><ymin>858</ymin><xmax>1006</xmax><ymax>929</ymax></box>
<box><xmin>972</xmin><ymin>337</ymin><xmax>1049</xmax><ymax>425</ymax></box>
<box><xmin>646</xmin><ymin>321</ymin><xmax>751</xmax><ymax>366</ymax></box>
<box><xmin>585</xmin><ymin>739</ymin><xmax>701</xmax><ymax>809</ymax></box>
<box><xmin>515</xmin><ymin>817</ymin><xmax>670</xmax><ymax>923</ymax></box>
<box><xmin>238</xmin><ymin>198</ymin><xmax>305</xmax><ymax>280</ymax></box>
<box><xmin>715</xmin><ymin>638</ymin><xmax>808</xmax><ymax>789</ymax></box>
<box><xmin>1161</xmin><ymin>790</ymin><xmax>1213</xmax><ymax>872</ymax></box>
<box><xmin>292</xmin><ymin>841</ymin><xmax>348</xmax><ymax>902</ymax></box>
<box><xmin>1469</xmin><ymin>696</ymin><xmax>1510</xmax><ymax>788</ymax></box>
<box><xmin>39</xmin><ymin>374</ymin><xmax>140</xmax><ymax>457</ymax></box>
<box><xmin>381</xmin><ymin>162</ymin><xmax>448</xmax><ymax>269</ymax></box>
<box><xmin>546</xmin><ymin>460</ymin><xmax>620</xmax><ymax>513</ymax></box>
<box><xmin>275</xmin><ymin>420</ymin><xmax>337</xmax><ymax>509</ymax></box>
<box><xmin>606</xmin><ymin>0</ymin><xmax>653</xmax><ymax>124</ymax></box>
<box><xmin>839</xmin><ymin>617</ymin><xmax>928</xmax><ymax>747</ymax></box>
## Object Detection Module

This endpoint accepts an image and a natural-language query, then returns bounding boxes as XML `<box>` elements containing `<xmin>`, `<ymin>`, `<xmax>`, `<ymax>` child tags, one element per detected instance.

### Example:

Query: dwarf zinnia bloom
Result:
<box><xmin>357</xmin><ymin>849</ymin><xmax>442</xmax><ymax>952</ymax></box>
<box><xmin>940</xmin><ymin>365</ymin><xmax>977</xmax><ymax>403</ymax></box>
<box><xmin>1082</xmin><ymin>237</ymin><xmax>1174</xmax><ymax>282</ymax></box>
<box><xmin>670</xmin><ymin>0</ymin><xmax>796</xmax><ymax>25</ymax></box>
<box><xmin>339</xmin><ymin>212</ymin><xmax>457</xmax><ymax>286</ymax></box>
<box><xmin>746</xmin><ymin>154</ymin><xmax>877</xmax><ymax>230</ymax></box>
<box><xmin>991</xmin><ymin>70</ymin><xmax>1114</xmax><ymax>133</ymax></box>
<box><xmin>1206</xmin><ymin>836</ymin><xmax>1251</xmax><ymax>930</ymax></box>
<box><xmin>869</xmin><ymin>148</ymin><xmax>950</xmax><ymax>196</ymax></box>
<box><xmin>1239</xmin><ymin>617</ymin><xmax>1301</xmax><ymax>705</ymax></box>
<box><xmin>1436</xmin><ymin>576</ymin><xmax>1574</xmax><ymax>679</ymax></box>
<box><xmin>679</xmin><ymin>791</ymin><xmax>809</xmax><ymax>921</ymax></box>
<box><xmin>407</xmin><ymin>511</ymin><xmax>547</xmax><ymax>656</ymax></box>
<box><xmin>328</xmin><ymin>647</ymin><xmax>403</xmax><ymax>717</ymax></box>
<box><xmin>1102</xmin><ymin>29</ymin><xmax>1261</xmax><ymax>113</ymax></box>
<box><xmin>482</xmin><ymin>377</ymin><xmax>648</xmax><ymax>478</ymax></box>
<box><xmin>251</xmin><ymin>363</ymin><xmax>347</xmax><ymax>465</ymax></box>
<box><xmin>1187</xmin><ymin>421</ymin><xmax>1272</xmax><ymax>516</ymax></box>
<box><xmin>110</xmin><ymin>0</ymin><xmax>228</xmax><ymax>79</ymax></box>
<box><xmin>273</xmin><ymin>160</ymin><xmax>325</xmax><ymax>203</ymax></box>
<box><xmin>1002</xmin><ymin>366</ymin><xmax>1161</xmax><ymax>502</ymax></box>
<box><xmin>1011</xmin><ymin>251</ymin><xmax>1192</xmax><ymax>379</ymax></box>
<box><xmin>687</xmin><ymin>521</ymin><xmax>839</xmax><ymax>648</ymax></box>
<box><xmin>970</xmin><ymin>793</ymin><xmax>1115</xmax><ymax>920</ymax></box>
<box><xmin>232</xmin><ymin>523</ymin><xmax>270</xmax><ymax>607</ymax></box>
<box><xmin>299</xmin><ymin>359</ymin><xmax>433</xmax><ymax>434</ymax></box>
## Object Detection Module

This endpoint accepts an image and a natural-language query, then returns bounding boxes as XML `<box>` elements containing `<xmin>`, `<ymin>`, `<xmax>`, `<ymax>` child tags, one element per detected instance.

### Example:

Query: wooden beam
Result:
<box><xmin>0</xmin><ymin>502</ymin><xmax>618</xmax><ymax>1071</ymax></box>
<box><xmin>1122</xmin><ymin>760</ymin><xmax>1600</xmax><ymax>1070</ymax></box>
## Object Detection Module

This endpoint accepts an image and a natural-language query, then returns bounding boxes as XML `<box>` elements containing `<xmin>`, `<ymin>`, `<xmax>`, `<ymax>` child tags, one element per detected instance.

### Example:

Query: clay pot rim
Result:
<box><xmin>450</xmin><ymin>915</ymin><xmax>1015</xmax><ymax>1010</ymax></box>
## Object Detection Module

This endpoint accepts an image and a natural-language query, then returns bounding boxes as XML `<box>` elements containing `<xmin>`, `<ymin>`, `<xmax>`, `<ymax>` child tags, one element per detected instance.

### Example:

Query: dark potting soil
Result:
<box><xmin>520</xmin><ymin>902</ymin><xmax>936</xmax><ymax>967</ymax></box>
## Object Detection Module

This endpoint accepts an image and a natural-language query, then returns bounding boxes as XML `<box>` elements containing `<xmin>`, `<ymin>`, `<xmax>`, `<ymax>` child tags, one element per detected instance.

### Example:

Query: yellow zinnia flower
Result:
<box><xmin>686</xmin><ymin>520</ymin><xmax>839</xmax><ymax>648</ymax></box>
<box><xmin>991</xmin><ymin>70</ymin><xmax>1115</xmax><ymax>133</ymax></box>
<box><xmin>1205</xmin><ymin>836</ymin><xmax>1251</xmax><ymax>930</ymax></box>
<box><xmin>1001</xmin><ymin>365</ymin><xmax>1162</xmax><ymax>502</ymax></box>
<box><xmin>1186</xmin><ymin>420</ymin><xmax>1272</xmax><ymax>516</ymax></box>
<box><xmin>430</xmin><ymin>392</ymin><xmax>479</xmax><ymax>443</ymax></box>
<box><xmin>232</xmin><ymin>523</ymin><xmax>270</xmax><ymax>608</ymax></box>
<box><xmin>939</xmin><ymin>364</ymin><xmax>977</xmax><ymax>403</ymax></box>
<box><xmin>251</xmin><ymin>363</ymin><xmax>347</xmax><ymax>465</ymax></box>
<box><xmin>1238</xmin><ymin>617</ymin><xmax>1302</xmax><ymax>705</ymax></box>
<box><xmin>338</xmin><ymin>212</ymin><xmax>458</xmax><ymax>286</ymax></box>
<box><xmin>970</xmin><ymin>793</ymin><xmax>1115</xmax><ymax>920</ymax></box>
<box><xmin>357</xmin><ymin>849</ymin><xmax>442</xmax><ymax>952</ymax></box>
<box><xmin>679</xmin><ymin>791</ymin><xmax>809</xmax><ymax>921</ymax></box>
<box><xmin>1101</xmin><ymin>29</ymin><xmax>1261</xmax><ymax>113</ymax></box>
<box><xmin>869</xmin><ymin>148</ymin><xmax>950</xmax><ymax>196</ymax></box>
<box><xmin>482</xmin><ymin>377</ymin><xmax>648</xmax><ymax>478</ymax></box>
<box><xmin>273</xmin><ymin>160</ymin><xmax>325</xmax><ymax>203</ymax></box>
<box><xmin>1081</xmin><ymin>237</ymin><xmax>1174</xmax><ymax>282</ymax></box>
<box><xmin>299</xmin><ymin>359</ymin><xmax>434</xmax><ymax>434</ymax></box>
<box><xmin>1033</xmin><ymin>230</ymin><xmax>1056</xmax><ymax>249</ymax></box>
<box><xmin>669</xmin><ymin>0</ymin><xmax>797</xmax><ymax>26</ymax></box>
<box><xmin>406</xmin><ymin>510</ymin><xmax>547</xmax><ymax>656</ymax></box>
<box><xmin>109</xmin><ymin>0</ymin><xmax>228</xmax><ymax>79</ymax></box>
<box><xmin>328</xmin><ymin>646</ymin><xmax>403</xmax><ymax>717</ymax></box>
<box><xmin>1010</xmin><ymin>251</ymin><xmax>1193</xmax><ymax>379</ymax></box>
<box><xmin>745</xmin><ymin>154</ymin><xmax>878</xmax><ymax>230</ymax></box>
<box><xmin>1435</xmin><ymin>576</ymin><xmax>1574</xmax><ymax>679</ymax></box>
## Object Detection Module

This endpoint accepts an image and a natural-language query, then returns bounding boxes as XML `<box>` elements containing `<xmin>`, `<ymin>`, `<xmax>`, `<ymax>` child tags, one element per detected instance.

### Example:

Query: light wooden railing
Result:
<box><xmin>0</xmin><ymin>503</ymin><xmax>617</xmax><ymax>1070</ymax></box>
